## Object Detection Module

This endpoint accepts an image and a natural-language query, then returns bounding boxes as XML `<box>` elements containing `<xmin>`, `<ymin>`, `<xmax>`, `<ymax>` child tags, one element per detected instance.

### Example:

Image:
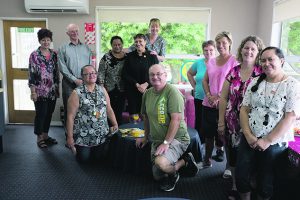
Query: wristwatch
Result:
<box><xmin>163</xmin><ymin>140</ymin><xmax>169</xmax><ymax>145</ymax></box>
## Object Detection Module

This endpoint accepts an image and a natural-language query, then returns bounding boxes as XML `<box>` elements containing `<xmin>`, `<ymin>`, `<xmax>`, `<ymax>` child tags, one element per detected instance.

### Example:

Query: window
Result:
<box><xmin>96</xmin><ymin>6</ymin><xmax>211</xmax><ymax>84</ymax></box>
<box><xmin>273</xmin><ymin>0</ymin><xmax>300</xmax><ymax>80</ymax></box>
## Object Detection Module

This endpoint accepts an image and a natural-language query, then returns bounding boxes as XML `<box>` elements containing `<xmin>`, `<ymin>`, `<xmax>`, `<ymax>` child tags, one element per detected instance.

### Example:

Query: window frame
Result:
<box><xmin>95</xmin><ymin>6</ymin><xmax>211</xmax><ymax>63</ymax></box>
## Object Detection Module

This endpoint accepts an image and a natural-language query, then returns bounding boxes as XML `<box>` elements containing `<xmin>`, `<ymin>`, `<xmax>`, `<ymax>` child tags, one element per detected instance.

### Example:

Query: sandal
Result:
<box><xmin>228</xmin><ymin>189</ymin><xmax>240</xmax><ymax>200</ymax></box>
<box><xmin>37</xmin><ymin>140</ymin><xmax>47</xmax><ymax>148</ymax></box>
<box><xmin>45</xmin><ymin>137</ymin><xmax>58</xmax><ymax>145</ymax></box>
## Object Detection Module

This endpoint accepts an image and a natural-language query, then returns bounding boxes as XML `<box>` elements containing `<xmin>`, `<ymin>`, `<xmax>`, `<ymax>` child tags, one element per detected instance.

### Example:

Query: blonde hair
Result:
<box><xmin>215</xmin><ymin>31</ymin><xmax>233</xmax><ymax>50</ymax></box>
<box><xmin>149</xmin><ymin>18</ymin><xmax>161</xmax><ymax>27</ymax></box>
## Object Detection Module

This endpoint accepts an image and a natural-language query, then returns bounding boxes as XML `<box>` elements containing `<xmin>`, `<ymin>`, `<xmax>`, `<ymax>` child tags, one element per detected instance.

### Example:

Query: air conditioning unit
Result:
<box><xmin>24</xmin><ymin>0</ymin><xmax>89</xmax><ymax>14</ymax></box>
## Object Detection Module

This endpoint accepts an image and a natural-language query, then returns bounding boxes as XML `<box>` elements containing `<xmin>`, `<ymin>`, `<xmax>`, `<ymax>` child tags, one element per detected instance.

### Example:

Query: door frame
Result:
<box><xmin>0</xmin><ymin>18</ymin><xmax>48</xmax><ymax>124</ymax></box>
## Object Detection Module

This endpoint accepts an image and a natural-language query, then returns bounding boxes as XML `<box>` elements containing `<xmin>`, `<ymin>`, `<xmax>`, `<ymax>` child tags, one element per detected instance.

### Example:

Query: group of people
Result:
<box><xmin>187</xmin><ymin>31</ymin><xmax>300</xmax><ymax>200</ymax></box>
<box><xmin>28</xmin><ymin>18</ymin><xmax>300</xmax><ymax>199</ymax></box>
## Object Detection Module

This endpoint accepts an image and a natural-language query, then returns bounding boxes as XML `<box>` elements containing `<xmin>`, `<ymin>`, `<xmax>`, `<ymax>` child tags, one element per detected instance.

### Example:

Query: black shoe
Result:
<box><xmin>212</xmin><ymin>149</ymin><xmax>224</xmax><ymax>162</ymax></box>
<box><xmin>182</xmin><ymin>152</ymin><xmax>199</xmax><ymax>177</ymax></box>
<box><xmin>159</xmin><ymin>172</ymin><xmax>180</xmax><ymax>192</ymax></box>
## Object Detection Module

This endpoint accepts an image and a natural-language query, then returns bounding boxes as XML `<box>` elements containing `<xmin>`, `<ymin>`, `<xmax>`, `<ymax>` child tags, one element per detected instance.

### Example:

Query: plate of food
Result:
<box><xmin>119</xmin><ymin>128</ymin><xmax>144</xmax><ymax>138</ymax></box>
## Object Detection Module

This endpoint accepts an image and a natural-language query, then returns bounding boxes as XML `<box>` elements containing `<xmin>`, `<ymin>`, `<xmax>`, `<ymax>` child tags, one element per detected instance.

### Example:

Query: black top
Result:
<box><xmin>122</xmin><ymin>50</ymin><xmax>159</xmax><ymax>114</ymax></box>
<box><xmin>122</xmin><ymin>50</ymin><xmax>159</xmax><ymax>89</ymax></box>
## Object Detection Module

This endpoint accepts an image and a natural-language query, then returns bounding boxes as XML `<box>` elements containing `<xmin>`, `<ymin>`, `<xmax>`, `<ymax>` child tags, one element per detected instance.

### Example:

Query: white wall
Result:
<box><xmin>0</xmin><ymin>0</ymin><xmax>275</xmax><ymax>123</ymax></box>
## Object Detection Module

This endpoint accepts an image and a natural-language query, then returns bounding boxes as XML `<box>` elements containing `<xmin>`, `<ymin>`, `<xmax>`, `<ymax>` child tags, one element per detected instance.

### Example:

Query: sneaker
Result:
<box><xmin>159</xmin><ymin>172</ymin><xmax>180</xmax><ymax>192</ymax></box>
<box><xmin>223</xmin><ymin>169</ymin><xmax>232</xmax><ymax>179</ymax></box>
<box><xmin>212</xmin><ymin>149</ymin><xmax>224</xmax><ymax>162</ymax></box>
<box><xmin>198</xmin><ymin>160</ymin><xmax>212</xmax><ymax>169</ymax></box>
<box><xmin>182</xmin><ymin>152</ymin><xmax>199</xmax><ymax>177</ymax></box>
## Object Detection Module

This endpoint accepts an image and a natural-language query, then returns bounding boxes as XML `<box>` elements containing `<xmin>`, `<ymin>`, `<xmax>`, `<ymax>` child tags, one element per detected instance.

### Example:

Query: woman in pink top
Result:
<box><xmin>200</xmin><ymin>31</ymin><xmax>238</xmax><ymax>169</ymax></box>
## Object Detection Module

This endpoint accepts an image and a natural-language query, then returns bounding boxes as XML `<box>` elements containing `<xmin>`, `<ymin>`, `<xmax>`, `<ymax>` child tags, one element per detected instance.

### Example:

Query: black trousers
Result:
<box><xmin>194</xmin><ymin>98</ymin><xmax>204</xmax><ymax>144</ymax></box>
<box><xmin>108</xmin><ymin>88</ymin><xmax>125</xmax><ymax>125</ymax></box>
<box><xmin>34</xmin><ymin>99</ymin><xmax>56</xmax><ymax>135</ymax></box>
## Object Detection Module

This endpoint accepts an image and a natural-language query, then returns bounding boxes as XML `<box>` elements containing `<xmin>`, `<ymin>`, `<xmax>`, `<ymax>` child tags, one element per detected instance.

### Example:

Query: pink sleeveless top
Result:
<box><xmin>202</xmin><ymin>55</ymin><xmax>238</xmax><ymax>108</ymax></box>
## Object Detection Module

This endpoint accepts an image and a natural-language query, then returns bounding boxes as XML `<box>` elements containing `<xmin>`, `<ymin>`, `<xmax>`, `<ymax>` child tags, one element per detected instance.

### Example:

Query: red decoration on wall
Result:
<box><xmin>84</xmin><ymin>22</ymin><xmax>95</xmax><ymax>45</ymax></box>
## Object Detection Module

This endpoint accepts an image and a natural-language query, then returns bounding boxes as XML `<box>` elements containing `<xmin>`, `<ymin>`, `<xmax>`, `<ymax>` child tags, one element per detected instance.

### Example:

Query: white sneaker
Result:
<box><xmin>223</xmin><ymin>169</ymin><xmax>232</xmax><ymax>179</ymax></box>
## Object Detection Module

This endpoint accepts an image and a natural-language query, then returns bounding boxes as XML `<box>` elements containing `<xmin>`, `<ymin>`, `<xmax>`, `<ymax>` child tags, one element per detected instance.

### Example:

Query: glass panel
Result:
<box><xmin>283</xmin><ymin>62</ymin><xmax>300</xmax><ymax>81</ymax></box>
<box><xmin>163</xmin><ymin>58</ymin><xmax>196</xmax><ymax>84</ymax></box>
<box><xmin>100</xmin><ymin>22</ymin><xmax>206</xmax><ymax>55</ymax></box>
<box><xmin>13</xmin><ymin>79</ymin><xmax>34</xmax><ymax>110</ymax></box>
<box><xmin>10</xmin><ymin>27</ymin><xmax>41</xmax><ymax>69</ymax></box>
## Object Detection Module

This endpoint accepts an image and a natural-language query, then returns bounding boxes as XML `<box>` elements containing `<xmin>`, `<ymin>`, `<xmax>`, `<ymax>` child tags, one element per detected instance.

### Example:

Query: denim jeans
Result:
<box><xmin>235</xmin><ymin>135</ymin><xmax>287</xmax><ymax>198</ymax></box>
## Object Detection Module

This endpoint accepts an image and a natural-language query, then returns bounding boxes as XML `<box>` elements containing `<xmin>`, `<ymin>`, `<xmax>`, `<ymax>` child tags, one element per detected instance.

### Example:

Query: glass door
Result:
<box><xmin>3</xmin><ymin>20</ymin><xmax>46</xmax><ymax>123</ymax></box>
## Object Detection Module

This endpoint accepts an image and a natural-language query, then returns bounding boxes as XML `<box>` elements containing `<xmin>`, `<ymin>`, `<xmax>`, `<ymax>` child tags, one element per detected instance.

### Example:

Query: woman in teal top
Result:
<box><xmin>187</xmin><ymin>40</ymin><xmax>216</xmax><ymax>143</ymax></box>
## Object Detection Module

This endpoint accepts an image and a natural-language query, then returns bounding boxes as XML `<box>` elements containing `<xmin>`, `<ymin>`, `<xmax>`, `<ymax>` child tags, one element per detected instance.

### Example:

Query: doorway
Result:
<box><xmin>3</xmin><ymin>20</ymin><xmax>46</xmax><ymax>123</ymax></box>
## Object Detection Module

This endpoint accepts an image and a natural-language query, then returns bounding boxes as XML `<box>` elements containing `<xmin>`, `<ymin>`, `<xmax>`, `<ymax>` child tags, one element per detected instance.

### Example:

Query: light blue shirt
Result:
<box><xmin>190</xmin><ymin>58</ymin><xmax>206</xmax><ymax>100</ymax></box>
<box><xmin>58</xmin><ymin>41</ymin><xmax>92</xmax><ymax>83</ymax></box>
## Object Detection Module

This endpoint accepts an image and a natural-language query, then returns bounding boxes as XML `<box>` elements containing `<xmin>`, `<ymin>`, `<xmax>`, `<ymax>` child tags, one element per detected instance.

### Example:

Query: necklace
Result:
<box><xmin>263</xmin><ymin>75</ymin><xmax>285</xmax><ymax>126</ymax></box>
<box><xmin>85</xmin><ymin>85</ymin><xmax>99</xmax><ymax>118</ymax></box>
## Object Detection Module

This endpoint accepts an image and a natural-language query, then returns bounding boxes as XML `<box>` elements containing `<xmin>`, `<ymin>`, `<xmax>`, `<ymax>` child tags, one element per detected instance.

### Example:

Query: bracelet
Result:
<box><xmin>31</xmin><ymin>93</ymin><xmax>36</xmax><ymax>95</ymax></box>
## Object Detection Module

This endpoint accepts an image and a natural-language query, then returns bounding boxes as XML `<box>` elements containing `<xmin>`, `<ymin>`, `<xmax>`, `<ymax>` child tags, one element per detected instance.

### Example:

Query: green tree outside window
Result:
<box><xmin>100</xmin><ymin>22</ymin><xmax>206</xmax><ymax>83</ymax></box>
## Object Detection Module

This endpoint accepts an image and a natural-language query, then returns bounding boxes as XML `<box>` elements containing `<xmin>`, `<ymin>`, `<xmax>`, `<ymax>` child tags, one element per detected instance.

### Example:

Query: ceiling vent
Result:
<box><xmin>24</xmin><ymin>0</ymin><xmax>89</xmax><ymax>14</ymax></box>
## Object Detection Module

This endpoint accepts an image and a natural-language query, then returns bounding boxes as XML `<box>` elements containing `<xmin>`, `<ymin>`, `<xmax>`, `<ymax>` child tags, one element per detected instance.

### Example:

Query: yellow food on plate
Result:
<box><xmin>130</xmin><ymin>128</ymin><xmax>145</xmax><ymax>137</ymax></box>
<box><xmin>119</xmin><ymin>129</ymin><xmax>131</xmax><ymax>134</ymax></box>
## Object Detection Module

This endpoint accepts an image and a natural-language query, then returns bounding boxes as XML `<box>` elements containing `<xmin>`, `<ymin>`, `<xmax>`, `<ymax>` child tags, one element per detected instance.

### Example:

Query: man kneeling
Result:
<box><xmin>136</xmin><ymin>64</ymin><xmax>198</xmax><ymax>192</ymax></box>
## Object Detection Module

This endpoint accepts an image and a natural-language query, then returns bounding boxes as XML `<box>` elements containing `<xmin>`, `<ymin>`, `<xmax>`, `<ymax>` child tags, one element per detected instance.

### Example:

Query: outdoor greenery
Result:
<box><xmin>100</xmin><ymin>22</ymin><xmax>206</xmax><ymax>54</ymax></box>
<box><xmin>100</xmin><ymin>22</ymin><xmax>206</xmax><ymax>83</ymax></box>
<box><xmin>288</xmin><ymin>21</ymin><xmax>300</xmax><ymax>56</ymax></box>
<box><xmin>99</xmin><ymin>18</ymin><xmax>300</xmax><ymax>83</ymax></box>
<box><xmin>282</xmin><ymin>20</ymin><xmax>300</xmax><ymax>75</ymax></box>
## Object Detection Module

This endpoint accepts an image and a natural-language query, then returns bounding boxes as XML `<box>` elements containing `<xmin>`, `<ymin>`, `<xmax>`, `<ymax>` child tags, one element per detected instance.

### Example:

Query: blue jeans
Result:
<box><xmin>235</xmin><ymin>135</ymin><xmax>287</xmax><ymax>198</ymax></box>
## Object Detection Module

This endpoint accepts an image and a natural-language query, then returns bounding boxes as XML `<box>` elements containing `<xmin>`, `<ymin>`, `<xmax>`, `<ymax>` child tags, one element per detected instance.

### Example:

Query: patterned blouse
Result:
<box><xmin>73</xmin><ymin>84</ymin><xmax>109</xmax><ymax>146</ymax></box>
<box><xmin>97</xmin><ymin>51</ymin><xmax>126</xmax><ymax>92</ymax></box>
<box><xmin>242</xmin><ymin>76</ymin><xmax>300</xmax><ymax>146</ymax></box>
<box><xmin>128</xmin><ymin>33</ymin><xmax>167</xmax><ymax>57</ymax></box>
<box><xmin>225</xmin><ymin>65</ymin><xmax>262</xmax><ymax>147</ymax></box>
<box><xmin>144</xmin><ymin>33</ymin><xmax>166</xmax><ymax>56</ymax></box>
<box><xmin>28</xmin><ymin>47</ymin><xmax>59</xmax><ymax>101</ymax></box>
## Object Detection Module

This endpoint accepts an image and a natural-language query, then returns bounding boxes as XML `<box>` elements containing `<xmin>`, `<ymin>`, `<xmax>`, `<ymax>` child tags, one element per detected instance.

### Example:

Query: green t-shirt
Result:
<box><xmin>141</xmin><ymin>84</ymin><xmax>190</xmax><ymax>145</ymax></box>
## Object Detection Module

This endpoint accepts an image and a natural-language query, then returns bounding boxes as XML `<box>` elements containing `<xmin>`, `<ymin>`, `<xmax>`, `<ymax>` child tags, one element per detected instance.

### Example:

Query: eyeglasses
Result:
<box><xmin>82</xmin><ymin>72</ymin><xmax>97</xmax><ymax>77</ymax></box>
<box><xmin>149</xmin><ymin>72</ymin><xmax>165</xmax><ymax>78</ymax></box>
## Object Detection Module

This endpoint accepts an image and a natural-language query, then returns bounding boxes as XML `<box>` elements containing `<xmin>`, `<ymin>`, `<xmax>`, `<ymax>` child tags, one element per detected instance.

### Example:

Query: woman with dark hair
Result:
<box><xmin>98</xmin><ymin>36</ymin><xmax>126</xmax><ymax>125</ymax></box>
<box><xmin>67</xmin><ymin>65</ymin><xmax>118</xmax><ymax>163</ymax></box>
<box><xmin>218</xmin><ymin>35</ymin><xmax>265</xmax><ymax>199</ymax></box>
<box><xmin>122</xmin><ymin>33</ymin><xmax>159</xmax><ymax>121</ymax></box>
<box><xmin>236</xmin><ymin>47</ymin><xmax>300</xmax><ymax>200</ymax></box>
<box><xmin>28</xmin><ymin>28</ymin><xmax>59</xmax><ymax>148</ymax></box>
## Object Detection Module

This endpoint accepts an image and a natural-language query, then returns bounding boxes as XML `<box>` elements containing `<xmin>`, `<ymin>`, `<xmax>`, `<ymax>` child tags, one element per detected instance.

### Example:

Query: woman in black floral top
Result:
<box><xmin>98</xmin><ymin>36</ymin><xmax>126</xmax><ymax>125</ymax></box>
<box><xmin>28</xmin><ymin>28</ymin><xmax>59</xmax><ymax>148</ymax></box>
